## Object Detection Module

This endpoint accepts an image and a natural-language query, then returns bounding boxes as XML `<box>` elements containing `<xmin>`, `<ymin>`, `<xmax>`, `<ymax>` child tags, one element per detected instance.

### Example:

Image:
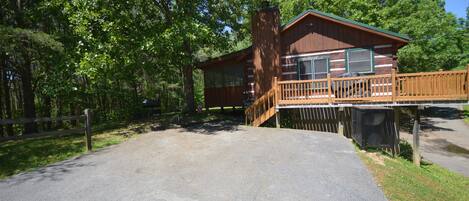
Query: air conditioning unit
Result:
<box><xmin>351</xmin><ymin>107</ymin><xmax>397</xmax><ymax>149</ymax></box>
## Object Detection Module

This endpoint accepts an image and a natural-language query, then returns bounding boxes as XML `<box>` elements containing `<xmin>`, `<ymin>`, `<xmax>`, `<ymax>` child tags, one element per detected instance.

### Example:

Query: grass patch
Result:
<box><xmin>0</xmin><ymin>124</ymin><xmax>141</xmax><ymax>179</ymax></box>
<box><xmin>464</xmin><ymin>105</ymin><xmax>469</xmax><ymax>125</ymax></box>
<box><xmin>0</xmin><ymin>109</ymin><xmax>242</xmax><ymax>180</ymax></box>
<box><xmin>358</xmin><ymin>142</ymin><xmax>469</xmax><ymax>201</ymax></box>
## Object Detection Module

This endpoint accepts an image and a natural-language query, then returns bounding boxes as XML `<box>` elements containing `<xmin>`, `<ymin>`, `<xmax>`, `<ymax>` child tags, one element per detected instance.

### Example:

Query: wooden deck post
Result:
<box><xmin>412</xmin><ymin>106</ymin><xmax>422</xmax><ymax>166</ymax></box>
<box><xmin>84</xmin><ymin>109</ymin><xmax>92</xmax><ymax>151</ymax></box>
<box><xmin>275</xmin><ymin>109</ymin><xmax>280</xmax><ymax>128</ymax></box>
<box><xmin>327</xmin><ymin>74</ymin><xmax>332</xmax><ymax>104</ymax></box>
<box><xmin>393</xmin><ymin>106</ymin><xmax>401</xmax><ymax>156</ymax></box>
<box><xmin>391</xmin><ymin>68</ymin><xmax>397</xmax><ymax>103</ymax></box>
<box><xmin>337</xmin><ymin>107</ymin><xmax>344</xmax><ymax>136</ymax></box>
<box><xmin>273</xmin><ymin>77</ymin><xmax>278</xmax><ymax>103</ymax></box>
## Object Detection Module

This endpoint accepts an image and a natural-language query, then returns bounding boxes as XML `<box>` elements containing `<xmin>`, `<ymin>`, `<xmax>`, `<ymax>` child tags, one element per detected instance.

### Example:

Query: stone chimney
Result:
<box><xmin>251</xmin><ymin>2</ymin><xmax>281</xmax><ymax>97</ymax></box>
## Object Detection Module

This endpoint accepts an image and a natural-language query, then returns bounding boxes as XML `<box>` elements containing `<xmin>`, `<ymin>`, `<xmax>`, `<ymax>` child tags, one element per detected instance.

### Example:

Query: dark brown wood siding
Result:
<box><xmin>281</xmin><ymin>15</ymin><xmax>396</xmax><ymax>54</ymax></box>
<box><xmin>204</xmin><ymin>86</ymin><xmax>244</xmax><ymax>108</ymax></box>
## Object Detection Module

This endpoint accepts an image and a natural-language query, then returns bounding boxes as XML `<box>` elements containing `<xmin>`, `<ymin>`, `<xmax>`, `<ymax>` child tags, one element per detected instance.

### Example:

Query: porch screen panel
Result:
<box><xmin>205</xmin><ymin>69</ymin><xmax>224</xmax><ymax>88</ymax></box>
<box><xmin>224</xmin><ymin>66</ymin><xmax>244</xmax><ymax>87</ymax></box>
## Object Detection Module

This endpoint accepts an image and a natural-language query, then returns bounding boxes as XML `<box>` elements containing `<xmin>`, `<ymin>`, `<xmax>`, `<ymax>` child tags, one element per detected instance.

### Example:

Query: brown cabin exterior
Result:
<box><xmin>198</xmin><ymin>7</ymin><xmax>409</xmax><ymax>109</ymax></box>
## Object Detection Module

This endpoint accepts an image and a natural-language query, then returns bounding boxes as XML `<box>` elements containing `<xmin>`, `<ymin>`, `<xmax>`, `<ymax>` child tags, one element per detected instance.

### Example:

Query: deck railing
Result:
<box><xmin>245</xmin><ymin>67</ymin><xmax>468</xmax><ymax>126</ymax></box>
<box><xmin>277</xmin><ymin>68</ymin><xmax>469</xmax><ymax>106</ymax></box>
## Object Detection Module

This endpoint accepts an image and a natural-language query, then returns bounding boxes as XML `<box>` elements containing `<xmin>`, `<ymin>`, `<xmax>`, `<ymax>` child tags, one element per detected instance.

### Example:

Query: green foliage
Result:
<box><xmin>0</xmin><ymin>127</ymin><xmax>135</xmax><ymax>179</ymax></box>
<box><xmin>0</xmin><ymin>0</ymin><xmax>468</xmax><ymax>128</ymax></box>
<box><xmin>0</xmin><ymin>25</ymin><xmax>64</xmax><ymax>65</ymax></box>
<box><xmin>359</xmin><ymin>149</ymin><xmax>469</xmax><ymax>201</ymax></box>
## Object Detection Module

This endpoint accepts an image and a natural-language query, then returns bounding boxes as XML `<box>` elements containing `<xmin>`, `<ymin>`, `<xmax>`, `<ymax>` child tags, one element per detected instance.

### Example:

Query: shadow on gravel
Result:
<box><xmin>399</xmin><ymin>107</ymin><xmax>461</xmax><ymax>133</ymax></box>
<box><xmin>422</xmin><ymin>107</ymin><xmax>464</xmax><ymax>120</ymax></box>
<box><xmin>180</xmin><ymin>120</ymin><xmax>244</xmax><ymax>135</ymax></box>
<box><xmin>425</xmin><ymin>138</ymin><xmax>469</xmax><ymax>159</ymax></box>
<box><xmin>0</xmin><ymin>154</ymin><xmax>98</xmax><ymax>186</ymax></box>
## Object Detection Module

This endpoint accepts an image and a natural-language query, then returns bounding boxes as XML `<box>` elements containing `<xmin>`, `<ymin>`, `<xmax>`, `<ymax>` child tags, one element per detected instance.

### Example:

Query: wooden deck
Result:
<box><xmin>245</xmin><ymin>67</ymin><xmax>469</xmax><ymax>126</ymax></box>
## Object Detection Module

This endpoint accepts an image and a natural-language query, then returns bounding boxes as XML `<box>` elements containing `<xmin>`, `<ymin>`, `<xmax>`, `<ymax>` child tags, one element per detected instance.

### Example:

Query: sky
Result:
<box><xmin>445</xmin><ymin>0</ymin><xmax>468</xmax><ymax>19</ymax></box>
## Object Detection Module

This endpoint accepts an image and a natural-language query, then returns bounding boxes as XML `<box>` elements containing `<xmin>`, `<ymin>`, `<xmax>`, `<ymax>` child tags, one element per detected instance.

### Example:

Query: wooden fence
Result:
<box><xmin>0</xmin><ymin>109</ymin><xmax>93</xmax><ymax>151</ymax></box>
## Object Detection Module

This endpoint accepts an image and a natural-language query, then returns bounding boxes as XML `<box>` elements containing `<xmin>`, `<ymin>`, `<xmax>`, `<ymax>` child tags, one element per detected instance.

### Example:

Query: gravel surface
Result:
<box><xmin>0</xmin><ymin>122</ymin><xmax>386</xmax><ymax>201</ymax></box>
<box><xmin>401</xmin><ymin>106</ymin><xmax>469</xmax><ymax>177</ymax></box>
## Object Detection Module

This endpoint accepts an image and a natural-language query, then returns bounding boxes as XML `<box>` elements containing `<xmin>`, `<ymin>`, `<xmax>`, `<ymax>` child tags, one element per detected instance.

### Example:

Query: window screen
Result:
<box><xmin>347</xmin><ymin>48</ymin><xmax>373</xmax><ymax>73</ymax></box>
<box><xmin>298</xmin><ymin>58</ymin><xmax>328</xmax><ymax>80</ymax></box>
<box><xmin>224</xmin><ymin>66</ymin><xmax>244</xmax><ymax>87</ymax></box>
<box><xmin>298</xmin><ymin>60</ymin><xmax>313</xmax><ymax>80</ymax></box>
<box><xmin>313</xmin><ymin>59</ymin><xmax>328</xmax><ymax>79</ymax></box>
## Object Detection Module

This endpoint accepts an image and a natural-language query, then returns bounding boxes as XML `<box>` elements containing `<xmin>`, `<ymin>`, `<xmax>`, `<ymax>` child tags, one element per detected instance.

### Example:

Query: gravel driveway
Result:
<box><xmin>0</xmin><ymin>123</ymin><xmax>386</xmax><ymax>201</ymax></box>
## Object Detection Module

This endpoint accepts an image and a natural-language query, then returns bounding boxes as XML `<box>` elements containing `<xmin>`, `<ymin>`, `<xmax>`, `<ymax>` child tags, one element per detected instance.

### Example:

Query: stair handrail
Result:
<box><xmin>245</xmin><ymin>78</ymin><xmax>278</xmax><ymax>126</ymax></box>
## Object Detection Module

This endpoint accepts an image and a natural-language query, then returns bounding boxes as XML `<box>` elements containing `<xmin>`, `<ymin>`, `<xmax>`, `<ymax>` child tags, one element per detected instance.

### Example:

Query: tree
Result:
<box><xmin>0</xmin><ymin>26</ymin><xmax>64</xmax><ymax>134</ymax></box>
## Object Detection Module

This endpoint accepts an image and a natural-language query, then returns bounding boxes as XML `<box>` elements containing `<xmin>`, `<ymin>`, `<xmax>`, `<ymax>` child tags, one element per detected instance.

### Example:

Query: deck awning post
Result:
<box><xmin>391</xmin><ymin>69</ymin><xmax>397</xmax><ymax>103</ymax></box>
<box><xmin>275</xmin><ymin>107</ymin><xmax>280</xmax><ymax>128</ymax></box>
<box><xmin>337</xmin><ymin>107</ymin><xmax>345</xmax><ymax>136</ymax></box>
<box><xmin>466</xmin><ymin>64</ymin><xmax>469</xmax><ymax>100</ymax></box>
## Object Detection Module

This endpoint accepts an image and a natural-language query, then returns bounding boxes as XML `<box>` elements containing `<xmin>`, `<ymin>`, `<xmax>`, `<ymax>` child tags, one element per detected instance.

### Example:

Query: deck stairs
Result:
<box><xmin>245</xmin><ymin>87</ymin><xmax>278</xmax><ymax>127</ymax></box>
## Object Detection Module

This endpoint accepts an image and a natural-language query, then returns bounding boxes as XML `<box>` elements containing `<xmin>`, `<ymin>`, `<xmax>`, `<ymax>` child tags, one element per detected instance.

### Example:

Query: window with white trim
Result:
<box><xmin>298</xmin><ymin>58</ymin><xmax>329</xmax><ymax>80</ymax></box>
<box><xmin>347</xmin><ymin>48</ymin><xmax>373</xmax><ymax>73</ymax></box>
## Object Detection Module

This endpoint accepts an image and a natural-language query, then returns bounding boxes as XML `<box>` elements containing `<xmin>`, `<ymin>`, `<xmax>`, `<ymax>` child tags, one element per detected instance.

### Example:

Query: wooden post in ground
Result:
<box><xmin>466</xmin><ymin>64</ymin><xmax>469</xmax><ymax>101</ymax></box>
<box><xmin>275</xmin><ymin>109</ymin><xmax>280</xmax><ymax>128</ymax></box>
<box><xmin>393</xmin><ymin>106</ymin><xmax>401</xmax><ymax>156</ymax></box>
<box><xmin>412</xmin><ymin>106</ymin><xmax>421</xmax><ymax>166</ymax></box>
<box><xmin>84</xmin><ymin>109</ymin><xmax>92</xmax><ymax>151</ymax></box>
<box><xmin>337</xmin><ymin>107</ymin><xmax>344</xmax><ymax>136</ymax></box>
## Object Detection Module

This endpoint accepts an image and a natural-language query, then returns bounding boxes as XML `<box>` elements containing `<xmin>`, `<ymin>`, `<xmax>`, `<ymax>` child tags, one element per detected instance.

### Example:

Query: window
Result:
<box><xmin>347</xmin><ymin>48</ymin><xmax>373</xmax><ymax>73</ymax></box>
<box><xmin>298</xmin><ymin>58</ymin><xmax>329</xmax><ymax>80</ymax></box>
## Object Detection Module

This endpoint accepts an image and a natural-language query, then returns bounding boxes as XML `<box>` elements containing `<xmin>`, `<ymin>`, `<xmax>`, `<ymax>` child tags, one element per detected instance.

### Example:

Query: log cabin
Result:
<box><xmin>198</xmin><ymin>5</ymin><xmax>469</xmax><ymax>130</ymax></box>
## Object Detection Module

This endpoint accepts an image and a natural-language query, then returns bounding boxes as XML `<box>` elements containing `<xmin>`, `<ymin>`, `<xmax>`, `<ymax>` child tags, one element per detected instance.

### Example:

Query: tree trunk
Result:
<box><xmin>42</xmin><ymin>95</ymin><xmax>52</xmax><ymax>130</ymax></box>
<box><xmin>56</xmin><ymin>98</ymin><xmax>63</xmax><ymax>128</ymax></box>
<box><xmin>1</xmin><ymin>56</ymin><xmax>14</xmax><ymax>136</ymax></box>
<box><xmin>70</xmin><ymin>103</ymin><xmax>77</xmax><ymax>127</ymax></box>
<box><xmin>183</xmin><ymin>40</ymin><xmax>195</xmax><ymax>113</ymax></box>
<box><xmin>0</xmin><ymin>57</ymin><xmax>4</xmax><ymax>137</ymax></box>
<box><xmin>21</xmin><ymin>60</ymin><xmax>37</xmax><ymax>134</ymax></box>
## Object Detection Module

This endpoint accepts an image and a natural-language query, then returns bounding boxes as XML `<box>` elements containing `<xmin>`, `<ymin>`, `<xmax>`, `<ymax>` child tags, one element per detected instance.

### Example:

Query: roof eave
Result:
<box><xmin>196</xmin><ymin>47</ymin><xmax>252</xmax><ymax>70</ymax></box>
